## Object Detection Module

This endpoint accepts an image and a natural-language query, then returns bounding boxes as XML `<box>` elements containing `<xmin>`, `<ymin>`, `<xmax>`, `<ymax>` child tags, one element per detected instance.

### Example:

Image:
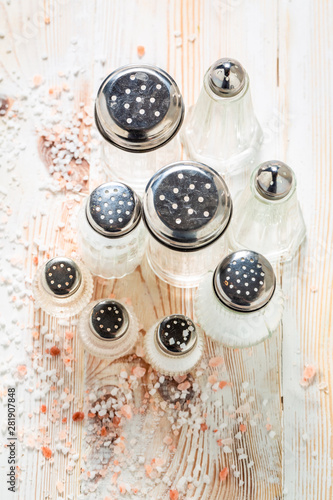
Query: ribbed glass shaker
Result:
<box><xmin>95</xmin><ymin>64</ymin><xmax>185</xmax><ymax>194</ymax></box>
<box><xmin>144</xmin><ymin>314</ymin><xmax>204</xmax><ymax>376</ymax></box>
<box><xmin>228</xmin><ymin>161</ymin><xmax>306</xmax><ymax>262</ymax></box>
<box><xmin>181</xmin><ymin>58</ymin><xmax>262</xmax><ymax>192</ymax></box>
<box><xmin>79</xmin><ymin>299</ymin><xmax>139</xmax><ymax>360</ymax></box>
<box><xmin>77</xmin><ymin>182</ymin><xmax>147</xmax><ymax>279</ymax></box>
<box><xmin>33</xmin><ymin>256</ymin><xmax>93</xmax><ymax>318</ymax></box>
<box><xmin>195</xmin><ymin>250</ymin><xmax>284</xmax><ymax>348</ymax></box>
<box><xmin>143</xmin><ymin>161</ymin><xmax>232</xmax><ymax>287</ymax></box>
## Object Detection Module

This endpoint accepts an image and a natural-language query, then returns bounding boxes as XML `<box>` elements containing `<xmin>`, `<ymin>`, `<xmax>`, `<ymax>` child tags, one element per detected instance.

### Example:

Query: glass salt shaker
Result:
<box><xmin>33</xmin><ymin>256</ymin><xmax>94</xmax><ymax>318</ymax></box>
<box><xmin>144</xmin><ymin>314</ymin><xmax>204</xmax><ymax>376</ymax></box>
<box><xmin>79</xmin><ymin>299</ymin><xmax>139</xmax><ymax>360</ymax></box>
<box><xmin>180</xmin><ymin>58</ymin><xmax>262</xmax><ymax>192</ymax></box>
<box><xmin>95</xmin><ymin>64</ymin><xmax>185</xmax><ymax>194</ymax></box>
<box><xmin>143</xmin><ymin>161</ymin><xmax>233</xmax><ymax>288</ymax></box>
<box><xmin>228</xmin><ymin>161</ymin><xmax>306</xmax><ymax>262</ymax></box>
<box><xmin>195</xmin><ymin>250</ymin><xmax>284</xmax><ymax>348</ymax></box>
<box><xmin>77</xmin><ymin>181</ymin><xmax>147</xmax><ymax>279</ymax></box>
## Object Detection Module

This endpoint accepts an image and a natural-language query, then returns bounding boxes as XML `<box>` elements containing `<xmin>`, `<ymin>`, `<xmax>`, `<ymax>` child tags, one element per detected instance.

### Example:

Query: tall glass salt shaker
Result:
<box><xmin>195</xmin><ymin>250</ymin><xmax>284</xmax><ymax>348</ymax></box>
<box><xmin>228</xmin><ymin>161</ymin><xmax>306</xmax><ymax>262</ymax></box>
<box><xmin>181</xmin><ymin>58</ymin><xmax>262</xmax><ymax>193</ymax></box>
<box><xmin>33</xmin><ymin>256</ymin><xmax>94</xmax><ymax>318</ymax></box>
<box><xmin>143</xmin><ymin>161</ymin><xmax>232</xmax><ymax>287</ymax></box>
<box><xmin>144</xmin><ymin>314</ymin><xmax>204</xmax><ymax>376</ymax></box>
<box><xmin>79</xmin><ymin>299</ymin><xmax>139</xmax><ymax>360</ymax></box>
<box><xmin>95</xmin><ymin>64</ymin><xmax>185</xmax><ymax>194</ymax></box>
<box><xmin>77</xmin><ymin>182</ymin><xmax>147</xmax><ymax>279</ymax></box>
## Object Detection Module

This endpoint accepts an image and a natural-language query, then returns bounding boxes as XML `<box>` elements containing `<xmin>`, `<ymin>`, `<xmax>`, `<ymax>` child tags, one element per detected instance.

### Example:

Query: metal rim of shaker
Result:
<box><xmin>88</xmin><ymin>299</ymin><xmax>129</xmax><ymax>342</ymax></box>
<box><xmin>41</xmin><ymin>256</ymin><xmax>82</xmax><ymax>299</ymax></box>
<box><xmin>212</xmin><ymin>250</ymin><xmax>276</xmax><ymax>313</ymax></box>
<box><xmin>94</xmin><ymin>64</ymin><xmax>185</xmax><ymax>153</ymax></box>
<box><xmin>85</xmin><ymin>184</ymin><xmax>142</xmax><ymax>238</ymax></box>
<box><xmin>142</xmin><ymin>161</ymin><xmax>233</xmax><ymax>252</ymax></box>
<box><xmin>154</xmin><ymin>314</ymin><xmax>198</xmax><ymax>357</ymax></box>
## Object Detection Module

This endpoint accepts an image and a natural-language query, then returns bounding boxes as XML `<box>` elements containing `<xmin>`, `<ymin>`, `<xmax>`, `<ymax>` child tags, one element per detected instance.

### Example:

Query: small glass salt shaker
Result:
<box><xmin>181</xmin><ymin>58</ymin><xmax>262</xmax><ymax>191</ymax></box>
<box><xmin>79</xmin><ymin>299</ymin><xmax>139</xmax><ymax>360</ymax></box>
<box><xmin>228</xmin><ymin>161</ymin><xmax>306</xmax><ymax>262</ymax></box>
<box><xmin>95</xmin><ymin>64</ymin><xmax>184</xmax><ymax>194</ymax></box>
<box><xmin>33</xmin><ymin>256</ymin><xmax>94</xmax><ymax>318</ymax></box>
<box><xmin>195</xmin><ymin>250</ymin><xmax>284</xmax><ymax>348</ymax></box>
<box><xmin>144</xmin><ymin>314</ymin><xmax>204</xmax><ymax>376</ymax></box>
<box><xmin>143</xmin><ymin>161</ymin><xmax>233</xmax><ymax>287</ymax></box>
<box><xmin>77</xmin><ymin>181</ymin><xmax>147</xmax><ymax>279</ymax></box>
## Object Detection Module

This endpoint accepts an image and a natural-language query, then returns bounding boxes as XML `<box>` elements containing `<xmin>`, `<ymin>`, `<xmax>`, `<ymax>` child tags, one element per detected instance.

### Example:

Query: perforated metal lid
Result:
<box><xmin>213</xmin><ymin>250</ymin><xmax>276</xmax><ymax>312</ymax></box>
<box><xmin>143</xmin><ymin>161</ymin><xmax>232</xmax><ymax>250</ymax></box>
<box><xmin>42</xmin><ymin>257</ymin><xmax>82</xmax><ymax>297</ymax></box>
<box><xmin>155</xmin><ymin>314</ymin><xmax>197</xmax><ymax>356</ymax></box>
<box><xmin>208</xmin><ymin>58</ymin><xmax>246</xmax><ymax>98</ymax></box>
<box><xmin>89</xmin><ymin>299</ymin><xmax>129</xmax><ymax>340</ymax></box>
<box><xmin>95</xmin><ymin>65</ymin><xmax>184</xmax><ymax>153</ymax></box>
<box><xmin>86</xmin><ymin>182</ymin><xmax>141</xmax><ymax>237</ymax></box>
<box><xmin>255</xmin><ymin>161</ymin><xmax>295</xmax><ymax>200</ymax></box>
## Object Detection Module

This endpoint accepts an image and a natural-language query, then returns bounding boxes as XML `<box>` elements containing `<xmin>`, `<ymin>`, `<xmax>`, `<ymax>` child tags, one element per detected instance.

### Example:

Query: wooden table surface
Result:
<box><xmin>0</xmin><ymin>1</ymin><xmax>332</xmax><ymax>499</ymax></box>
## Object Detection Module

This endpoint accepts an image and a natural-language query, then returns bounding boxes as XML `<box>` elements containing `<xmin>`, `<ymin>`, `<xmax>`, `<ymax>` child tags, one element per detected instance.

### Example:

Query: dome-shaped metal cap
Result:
<box><xmin>208</xmin><ymin>58</ymin><xmax>246</xmax><ymax>97</ymax></box>
<box><xmin>255</xmin><ymin>161</ymin><xmax>295</xmax><ymax>200</ymax></box>
<box><xmin>86</xmin><ymin>182</ymin><xmax>141</xmax><ymax>237</ymax></box>
<box><xmin>89</xmin><ymin>299</ymin><xmax>129</xmax><ymax>340</ymax></box>
<box><xmin>143</xmin><ymin>161</ymin><xmax>232</xmax><ymax>250</ymax></box>
<box><xmin>156</xmin><ymin>314</ymin><xmax>197</xmax><ymax>356</ymax></box>
<box><xmin>213</xmin><ymin>250</ymin><xmax>276</xmax><ymax>312</ymax></box>
<box><xmin>95</xmin><ymin>64</ymin><xmax>184</xmax><ymax>153</ymax></box>
<box><xmin>42</xmin><ymin>257</ymin><xmax>82</xmax><ymax>297</ymax></box>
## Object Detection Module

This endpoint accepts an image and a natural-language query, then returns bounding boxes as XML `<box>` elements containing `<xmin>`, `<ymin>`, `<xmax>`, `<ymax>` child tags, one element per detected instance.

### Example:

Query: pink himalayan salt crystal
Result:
<box><xmin>209</xmin><ymin>356</ymin><xmax>224</xmax><ymax>367</ymax></box>
<box><xmin>300</xmin><ymin>364</ymin><xmax>316</xmax><ymax>387</ymax></box>
<box><xmin>177</xmin><ymin>381</ymin><xmax>191</xmax><ymax>391</ymax></box>
<box><xmin>208</xmin><ymin>374</ymin><xmax>218</xmax><ymax>384</ymax></box>
<box><xmin>163</xmin><ymin>436</ymin><xmax>173</xmax><ymax>445</ymax></box>
<box><xmin>120</xmin><ymin>404</ymin><xmax>132</xmax><ymax>419</ymax></box>
<box><xmin>169</xmin><ymin>490</ymin><xmax>179</xmax><ymax>500</ymax></box>
<box><xmin>236</xmin><ymin>403</ymin><xmax>250</xmax><ymax>414</ymax></box>
<box><xmin>174</xmin><ymin>375</ymin><xmax>187</xmax><ymax>384</ymax></box>
<box><xmin>17</xmin><ymin>365</ymin><xmax>27</xmax><ymax>378</ymax></box>
<box><xmin>219</xmin><ymin>467</ymin><xmax>229</xmax><ymax>481</ymax></box>
<box><xmin>132</xmin><ymin>366</ymin><xmax>146</xmax><ymax>378</ymax></box>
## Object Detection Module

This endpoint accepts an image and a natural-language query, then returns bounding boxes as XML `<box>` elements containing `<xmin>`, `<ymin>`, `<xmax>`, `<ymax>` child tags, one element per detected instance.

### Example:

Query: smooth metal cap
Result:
<box><xmin>213</xmin><ymin>250</ymin><xmax>276</xmax><ymax>312</ymax></box>
<box><xmin>95</xmin><ymin>64</ymin><xmax>184</xmax><ymax>153</ymax></box>
<box><xmin>42</xmin><ymin>257</ymin><xmax>82</xmax><ymax>297</ymax></box>
<box><xmin>208</xmin><ymin>58</ymin><xmax>246</xmax><ymax>97</ymax></box>
<box><xmin>89</xmin><ymin>299</ymin><xmax>129</xmax><ymax>340</ymax></box>
<box><xmin>86</xmin><ymin>182</ymin><xmax>141</xmax><ymax>237</ymax></box>
<box><xmin>156</xmin><ymin>314</ymin><xmax>197</xmax><ymax>356</ymax></box>
<box><xmin>143</xmin><ymin>161</ymin><xmax>232</xmax><ymax>250</ymax></box>
<box><xmin>255</xmin><ymin>161</ymin><xmax>295</xmax><ymax>200</ymax></box>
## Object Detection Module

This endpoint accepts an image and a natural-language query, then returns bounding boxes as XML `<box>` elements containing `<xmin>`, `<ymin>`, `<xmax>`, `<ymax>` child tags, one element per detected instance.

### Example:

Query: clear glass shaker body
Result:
<box><xmin>146</xmin><ymin>234</ymin><xmax>228</xmax><ymax>288</ymax></box>
<box><xmin>77</xmin><ymin>201</ymin><xmax>147</xmax><ymax>279</ymax></box>
<box><xmin>143</xmin><ymin>161</ymin><xmax>233</xmax><ymax>288</ymax></box>
<box><xmin>33</xmin><ymin>257</ymin><xmax>94</xmax><ymax>318</ymax></box>
<box><xmin>79</xmin><ymin>299</ymin><xmax>139</xmax><ymax>360</ymax></box>
<box><xmin>181</xmin><ymin>59</ymin><xmax>262</xmax><ymax>195</ymax></box>
<box><xmin>102</xmin><ymin>136</ymin><xmax>181</xmax><ymax>195</ymax></box>
<box><xmin>228</xmin><ymin>163</ymin><xmax>306</xmax><ymax>262</ymax></box>
<box><xmin>196</xmin><ymin>271</ymin><xmax>284</xmax><ymax>348</ymax></box>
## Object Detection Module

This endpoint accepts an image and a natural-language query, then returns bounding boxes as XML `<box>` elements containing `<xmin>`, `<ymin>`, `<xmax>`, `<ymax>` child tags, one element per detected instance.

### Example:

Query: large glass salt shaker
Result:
<box><xmin>144</xmin><ymin>314</ymin><xmax>204</xmax><ymax>376</ymax></box>
<box><xmin>77</xmin><ymin>182</ymin><xmax>147</xmax><ymax>279</ymax></box>
<box><xmin>95</xmin><ymin>64</ymin><xmax>185</xmax><ymax>194</ymax></box>
<box><xmin>181</xmin><ymin>58</ymin><xmax>262</xmax><ymax>192</ymax></box>
<box><xmin>195</xmin><ymin>250</ymin><xmax>284</xmax><ymax>348</ymax></box>
<box><xmin>33</xmin><ymin>256</ymin><xmax>94</xmax><ymax>318</ymax></box>
<box><xmin>228</xmin><ymin>161</ymin><xmax>306</xmax><ymax>262</ymax></box>
<box><xmin>143</xmin><ymin>161</ymin><xmax>232</xmax><ymax>288</ymax></box>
